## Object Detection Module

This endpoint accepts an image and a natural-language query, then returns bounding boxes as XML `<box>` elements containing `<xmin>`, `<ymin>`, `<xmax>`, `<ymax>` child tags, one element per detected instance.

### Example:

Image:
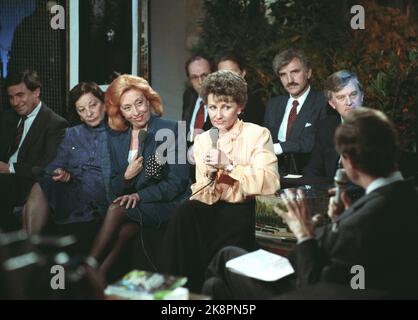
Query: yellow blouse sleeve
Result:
<box><xmin>228</xmin><ymin>127</ymin><xmax>280</xmax><ymax>196</ymax></box>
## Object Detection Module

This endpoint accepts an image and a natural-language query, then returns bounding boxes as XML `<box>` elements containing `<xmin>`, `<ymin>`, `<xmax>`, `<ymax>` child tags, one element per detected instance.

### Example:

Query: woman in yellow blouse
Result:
<box><xmin>162</xmin><ymin>70</ymin><xmax>280</xmax><ymax>292</ymax></box>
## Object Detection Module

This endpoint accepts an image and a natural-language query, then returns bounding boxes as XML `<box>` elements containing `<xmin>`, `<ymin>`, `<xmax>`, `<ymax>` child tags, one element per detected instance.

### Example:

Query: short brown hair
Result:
<box><xmin>68</xmin><ymin>82</ymin><xmax>104</xmax><ymax>125</ymax></box>
<box><xmin>105</xmin><ymin>74</ymin><xmax>163</xmax><ymax>131</ymax></box>
<box><xmin>200</xmin><ymin>70</ymin><xmax>248</xmax><ymax>107</ymax></box>
<box><xmin>6</xmin><ymin>69</ymin><xmax>41</xmax><ymax>91</ymax></box>
<box><xmin>272</xmin><ymin>49</ymin><xmax>311</xmax><ymax>76</ymax></box>
<box><xmin>335</xmin><ymin>108</ymin><xmax>399</xmax><ymax>177</ymax></box>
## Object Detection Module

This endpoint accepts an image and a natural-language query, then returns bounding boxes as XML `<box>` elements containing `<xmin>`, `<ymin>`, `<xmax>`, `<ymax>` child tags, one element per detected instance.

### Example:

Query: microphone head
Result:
<box><xmin>334</xmin><ymin>168</ymin><xmax>348</xmax><ymax>184</ymax></box>
<box><xmin>138</xmin><ymin>130</ymin><xmax>148</xmax><ymax>143</ymax></box>
<box><xmin>209</xmin><ymin>127</ymin><xmax>219</xmax><ymax>146</ymax></box>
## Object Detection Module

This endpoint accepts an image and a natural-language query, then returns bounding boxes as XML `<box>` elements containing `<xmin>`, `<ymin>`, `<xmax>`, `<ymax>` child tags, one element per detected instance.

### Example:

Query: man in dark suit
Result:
<box><xmin>182</xmin><ymin>54</ymin><xmax>213</xmax><ymax>143</ymax></box>
<box><xmin>264</xmin><ymin>49</ymin><xmax>326</xmax><ymax>175</ymax></box>
<box><xmin>0</xmin><ymin>70</ymin><xmax>68</xmax><ymax>231</ymax></box>
<box><xmin>203</xmin><ymin>108</ymin><xmax>418</xmax><ymax>299</ymax></box>
<box><xmin>304</xmin><ymin>70</ymin><xmax>364</xmax><ymax>178</ymax></box>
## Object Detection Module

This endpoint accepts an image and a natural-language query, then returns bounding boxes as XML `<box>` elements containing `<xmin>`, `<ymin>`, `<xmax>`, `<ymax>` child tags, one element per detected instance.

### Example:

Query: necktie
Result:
<box><xmin>194</xmin><ymin>100</ymin><xmax>205</xmax><ymax>130</ymax></box>
<box><xmin>8</xmin><ymin>116</ymin><xmax>27</xmax><ymax>158</ymax></box>
<box><xmin>286</xmin><ymin>100</ymin><xmax>299</xmax><ymax>140</ymax></box>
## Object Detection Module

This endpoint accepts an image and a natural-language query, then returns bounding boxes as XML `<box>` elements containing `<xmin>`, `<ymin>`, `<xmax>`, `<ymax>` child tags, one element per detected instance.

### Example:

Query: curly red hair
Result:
<box><xmin>105</xmin><ymin>75</ymin><xmax>163</xmax><ymax>131</ymax></box>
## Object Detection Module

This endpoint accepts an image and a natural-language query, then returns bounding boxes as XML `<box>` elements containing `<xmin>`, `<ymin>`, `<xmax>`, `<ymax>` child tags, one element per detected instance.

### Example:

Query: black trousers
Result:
<box><xmin>161</xmin><ymin>200</ymin><xmax>256</xmax><ymax>293</ymax></box>
<box><xmin>202</xmin><ymin>246</ymin><xmax>295</xmax><ymax>299</ymax></box>
<box><xmin>0</xmin><ymin>174</ymin><xmax>30</xmax><ymax>231</ymax></box>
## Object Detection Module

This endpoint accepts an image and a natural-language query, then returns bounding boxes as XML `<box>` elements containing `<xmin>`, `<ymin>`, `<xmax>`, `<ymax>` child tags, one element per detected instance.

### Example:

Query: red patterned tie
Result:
<box><xmin>194</xmin><ymin>100</ymin><xmax>205</xmax><ymax>130</ymax></box>
<box><xmin>8</xmin><ymin>116</ymin><xmax>27</xmax><ymax>158</ymax></box>
<box><xmin>286</xmin><ymin>100</ymin><xmax>299</xmax><ymax>140</ymax></box>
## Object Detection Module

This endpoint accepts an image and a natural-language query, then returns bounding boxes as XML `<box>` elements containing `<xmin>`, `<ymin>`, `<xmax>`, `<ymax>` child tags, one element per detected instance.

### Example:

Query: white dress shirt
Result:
<box><xmin>8</xmin><ymin>102</ymin><xmax>42</xmax><ymax>173</ymax></box>
<box><xmin>274</xmin><ymin>86</ymin><xmax>311</xmax><ymax>155</ymax></box>
<box><xmin>366</xmin><ymin>171</ymin><xmax>404</xmax><ymax>195</ymax></box>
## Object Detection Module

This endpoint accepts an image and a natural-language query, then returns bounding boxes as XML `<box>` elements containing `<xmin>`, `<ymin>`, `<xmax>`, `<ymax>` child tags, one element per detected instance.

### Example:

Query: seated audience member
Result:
<box><xmin>162</xmin><ymin>70</ymin><xmax>280</xmax><ymax>292</ymax></box>
<box><xmin>85</xmin><ymin>75</ymin><xmax>190</xmax><ymax>278</ymax></box>
<box><xmin>182</xmin><ymin>55</ymin><xmax>213</xmax><ymax>181</ymax></box>
<box><xmin>22</xmin><ymin>82</ymin><xmax>111</xmax><ymax>238</ymax></box>
<box><xmin>215</xmin><ymin>51</ymin><xmax>265</xmax><ymax>126</ymax></box>
<box><xmin>264</xmin><ymin>49</ymin><xmax>326</xmax><ymax>176</ymax></box>
<box><xmin>0</xmin><ymin>70</ymin><xmax>68</xmax><ymax>231</ymax></box>
<box><xmin>182</xmin><ymin>54</ymin><xmax>213</xmax><ymax>143</ymax></box>
<box><xmin>304</xmin><ymin>70</ymin><xmax>363</xmax><ymax>178</ymax></box>
<box><xmin>203</xmin><ymin>108</ymin><xmax>418</xmax><ymax>299</ymax></box>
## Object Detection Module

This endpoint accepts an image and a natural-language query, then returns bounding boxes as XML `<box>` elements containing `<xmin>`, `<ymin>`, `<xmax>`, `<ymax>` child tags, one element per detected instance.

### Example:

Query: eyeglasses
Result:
<box><xmin>189</xmin><ymin>73</ymin><xmax>209</xmax><ymax>82</ymax></box>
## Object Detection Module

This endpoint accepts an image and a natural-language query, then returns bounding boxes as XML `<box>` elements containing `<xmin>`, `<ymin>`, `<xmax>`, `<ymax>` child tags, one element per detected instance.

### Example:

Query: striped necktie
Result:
<box><xmin>8</xmin><ymin>116</ymin><xmax>27</xmax><ymax>158</ymax></box>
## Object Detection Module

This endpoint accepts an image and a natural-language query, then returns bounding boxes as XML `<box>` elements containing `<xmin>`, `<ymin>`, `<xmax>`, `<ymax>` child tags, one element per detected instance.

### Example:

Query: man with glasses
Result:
<box><xmin>304</xmin><ymin>70</ymin><xmax>364</xmax><ymax>178</ymax></box>
<box><xmin>182</xmin><ymin>54</ymin><xmax>213</xmax><ymax>143</ymax></box>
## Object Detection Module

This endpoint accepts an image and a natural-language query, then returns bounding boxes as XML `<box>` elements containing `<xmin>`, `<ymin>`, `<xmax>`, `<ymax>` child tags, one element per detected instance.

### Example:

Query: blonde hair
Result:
<box><xmin>105</xmin><ymin>74</ymin><xmax>163</xmax><ymax>131</ymax></box>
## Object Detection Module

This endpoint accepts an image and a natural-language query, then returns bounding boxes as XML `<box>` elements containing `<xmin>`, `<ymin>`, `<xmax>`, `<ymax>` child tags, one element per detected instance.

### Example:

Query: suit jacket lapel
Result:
<box><xmin>18</xmin><ymin>104</ymin><xmax>46</xmax><ymax>160</ymax></box>
<box><xmin>184</xmin><ymin>90</ymin><xmax>198</xmax><ymax>128</ymax></box>
<box><xmin>272</xmin><ymin>96</ymin><xmax>287</xmax><ymax>142</ymax></box>
<box><xmin>289</xmin><ymin>91</ymin><xmax>315</xmax><ymax>139</ymax></box>
<box><xmin>119</xmin><ymin>126</ymin><xmax>132</xmax><ymax>170</ymax></box>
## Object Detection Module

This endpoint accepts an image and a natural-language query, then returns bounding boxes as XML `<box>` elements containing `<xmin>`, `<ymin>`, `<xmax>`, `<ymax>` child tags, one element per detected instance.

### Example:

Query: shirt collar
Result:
<box><xmin>27</xmin><ymin>101</ymin><xmax>42</xmax><ymax>119</ymax></box>
<box><xmin>289</xmin><ymin>85</ymin><xmax>311</xmax><ymax>107</ymax></box>
<box><xmin>197</xmin><ymin>96</ymin><xmax>206</xmax><ymax>107</ymax></box>
<box><xmin>366</xmin><ymin>171</ymin><xmax>404</xmax><ymax>194</ymax></box>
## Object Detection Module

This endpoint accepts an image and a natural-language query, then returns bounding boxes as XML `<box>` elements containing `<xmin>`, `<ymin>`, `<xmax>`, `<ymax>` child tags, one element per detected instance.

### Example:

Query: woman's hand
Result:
<box><xmin>124</xmin><ymin>155</ymin><xmax>143</xmax><ymax>180</ymax></box>
<box><xmin>52</xmin><ymin>168</ymin><xmax>71</xmax><ymax>183</ymax></box>
<box><xmin>113</xmin><ymin>193</ymin><xmax>140</xmax><ymax>209</ymax></box>
<box><xmin>273</xmin><ymin>189</ymin><xmax>314</xmax><ymax>242</ymax></box>
<box><xmin>204</xmin><ymin>149</ymin><xmax>230</xmax><ymax>170</ymax></box>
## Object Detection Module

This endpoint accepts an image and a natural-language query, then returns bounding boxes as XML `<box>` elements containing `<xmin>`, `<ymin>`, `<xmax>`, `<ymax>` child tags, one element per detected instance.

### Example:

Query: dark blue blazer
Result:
<box><xmin>303</xmin><ymin>106</ymin><xmax>341</xmax><ymax>178</ymax></box>
<box><xmin>263</xmin><ymin>89</ymin><xmax>327</xmax><ymax>153</ymax></box>
<box><xmin>264</xmin><ymin>89</ymin><xmax>327</xmax><ymax>174</ymax></box>
<box><xmin>108</xmin><ymin>115</ymin><xmax>190</xmax><ymax>204</ymax></box>
<box><xmin>182</xmin><ymin>87</ymin><xmax>212</xmax><ymax>139</ymax></box>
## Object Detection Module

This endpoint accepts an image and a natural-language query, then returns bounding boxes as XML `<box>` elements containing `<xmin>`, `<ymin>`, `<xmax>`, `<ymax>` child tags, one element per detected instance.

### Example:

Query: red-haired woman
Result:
<box><xmin>86</xmin><ymin>75</ymin><xmax>190</xmax><ymax>278</ymax></box>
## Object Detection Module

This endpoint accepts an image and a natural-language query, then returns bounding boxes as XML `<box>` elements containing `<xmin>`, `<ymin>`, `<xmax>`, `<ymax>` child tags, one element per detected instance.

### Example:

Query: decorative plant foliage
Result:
<box><xmin>194</xmin><ymin>0</ymin><xmax>417</xmax><ymax>151</ymax></box>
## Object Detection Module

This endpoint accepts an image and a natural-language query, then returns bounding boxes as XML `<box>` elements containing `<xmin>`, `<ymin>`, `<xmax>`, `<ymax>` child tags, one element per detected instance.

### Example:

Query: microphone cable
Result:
<box><xmin>189</xmin><ymin>179</ymin><xmax>215</xmax><ymax>197</ymax></box>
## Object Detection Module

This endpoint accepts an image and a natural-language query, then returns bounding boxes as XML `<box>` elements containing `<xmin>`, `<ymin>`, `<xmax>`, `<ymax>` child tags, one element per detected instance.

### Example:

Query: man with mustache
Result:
<box><xmin>304</xmin><ymin>70</ymin><xmax>364</xmax><ymax>178</ymax></box>
<box><xmin>264</xmin><ymin>49</ymin><xmax>326</xmax><ymax>176</ymax></box>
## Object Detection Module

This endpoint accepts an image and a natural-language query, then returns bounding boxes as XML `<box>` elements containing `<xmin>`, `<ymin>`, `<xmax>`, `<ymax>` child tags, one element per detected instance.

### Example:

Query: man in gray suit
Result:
<box><xmin>264</xmin><ymin>49</ymin><xmax>326</xmax><ymax>175</ymax></box>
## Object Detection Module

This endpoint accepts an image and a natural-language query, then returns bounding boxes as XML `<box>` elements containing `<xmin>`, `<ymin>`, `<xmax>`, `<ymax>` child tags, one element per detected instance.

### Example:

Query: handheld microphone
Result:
<box><xmin>208</xmin><ymin>127</ymin><xmax>219</xmax><ymax>181</ymax></box>
<box><xmin>32</xmin><ymin>167</ymin><xmax>60</xmax><ymax>178</ymax></box>
<box><xmin>333</xmin><ymin>168</ymin><xmax>348</xmax><ymax>207</ymax></box>
<box><xmin>137</xmin><ymin>130</ymin><xmax>148</xmax><ymax>157</ymax></box>
<box><xmin>209</xmin><ymin>127</ymin><xmax>218</xmax><ymax>149</ymax></box>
